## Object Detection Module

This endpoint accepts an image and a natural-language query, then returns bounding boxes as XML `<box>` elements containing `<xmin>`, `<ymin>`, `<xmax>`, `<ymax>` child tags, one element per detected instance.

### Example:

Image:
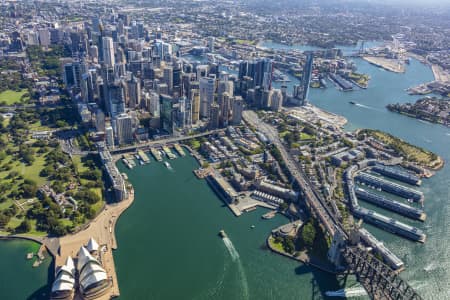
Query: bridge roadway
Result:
<box><xmin>110</xmin><ymin>129</ymin><xmax>223</xmax><ymax>154</ymax></box>
<box><xmin>243</xmin><ymin>111</ymin><xmax>338</xmax><ymax>236</ymax></box>
<box><xmin>243</xmin><ymin>111</ymin><xmax>422</xmax><ymax>300</ymax></box>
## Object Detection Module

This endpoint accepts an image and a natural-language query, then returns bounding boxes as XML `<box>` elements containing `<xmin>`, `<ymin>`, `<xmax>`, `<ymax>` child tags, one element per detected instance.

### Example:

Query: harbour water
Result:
<box><xmin>0</xmin><ymin>239</ymin><xmax>52</xmax><ymax>299</ymax></box>
<box><xmin>113</xmin><ymin>156</ymin><xmax>344</xmax><ymax>299</ymax></box>
<box><xmin>0</xmin><ymin>42</ymin><xmax>448</xmax><ymax>299</ymax></box>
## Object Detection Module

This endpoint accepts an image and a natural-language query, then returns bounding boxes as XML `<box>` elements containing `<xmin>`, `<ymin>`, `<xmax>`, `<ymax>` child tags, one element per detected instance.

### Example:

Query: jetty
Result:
<box><xmin>150</xmin><ymin>147</ymin><xmax>162</xmax><ymax>161</ymax></box>
<box><xmin>173</xmin><ymin>144</ymin><xmax>186</xmax><ymax>157</ymax></box>
<box><xmin>137</xmin><ymin>150</ymin><xmax>150</xmax><ymax>164</ymax></box>
<box><xmin>162</xmin><ymin>146</ymin><xmax>177</xmax><ymax>159</ymax></box>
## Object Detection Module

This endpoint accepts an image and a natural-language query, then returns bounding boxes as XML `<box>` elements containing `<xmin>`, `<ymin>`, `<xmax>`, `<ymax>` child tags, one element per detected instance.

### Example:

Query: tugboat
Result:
<box><xmin>219</xmin><ymin>230</ymin><xmax>227</xmax><ymax>238</ymax></box>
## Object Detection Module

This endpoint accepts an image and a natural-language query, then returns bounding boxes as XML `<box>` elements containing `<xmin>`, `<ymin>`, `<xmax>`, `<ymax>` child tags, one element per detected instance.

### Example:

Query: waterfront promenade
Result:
<box><xmin>55</xmin><ymin>188</ymin><xmax>135</xmax><ymax>299</ymax></box>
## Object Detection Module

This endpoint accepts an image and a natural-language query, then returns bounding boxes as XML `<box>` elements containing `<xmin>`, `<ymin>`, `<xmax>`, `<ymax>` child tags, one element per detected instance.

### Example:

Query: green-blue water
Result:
<box><xmin>0</xmin><ymin>41</ymin><xmax>449</xmax><ymax>299</ymax></box>
<box><xmin>0</xmin><ymin>239</ymin><xmax>52</xmax><ymax>299</ymax></box>
<box><xmin>114</xmin><ymin>156</ymin><xmax>345</xmax><ymax>299</ymax></box>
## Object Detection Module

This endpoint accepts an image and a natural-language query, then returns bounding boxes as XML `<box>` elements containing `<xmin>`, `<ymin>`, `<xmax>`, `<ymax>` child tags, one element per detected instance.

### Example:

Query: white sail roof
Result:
<box><xmin>51</xmin><ymin>281</ymin><xmax>74</xmax><ymax>293</ymax></box>
<box><xmin>80</xmin><ymin>270</ymin><xmax>108</xmax><ymax>291</ymax></box>
<box><xmin>77</xmin><ymin>246</ymin><xmax>93</xmax><ymax>271</ymax></box>
<box><xmin>86</xmin><ymin>237</ymin><xmax>99</xmax><ymax>252</ymax></box>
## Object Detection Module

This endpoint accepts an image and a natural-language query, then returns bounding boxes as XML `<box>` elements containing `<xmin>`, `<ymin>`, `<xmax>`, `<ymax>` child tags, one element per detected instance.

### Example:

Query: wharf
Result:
<box><xmin>372</xmin><ymin>164</ymin><xmax>421</xmax><ymax>186</ymax></box>
<box><xmin>355</xmin><ymin>173</ymin><xmax>424</xmax><ymax>202</ymax></box>
<box><xmin>163</xmin><ymin>146</ymin><xmax>177</xmax><ymax>159</ymax></box>
<box><xmin>137</xmin><ymin>150</ymin><xmax>150</xmax><ymax>163</ymax></box>
<box><xmin>150</xmin><ymin>147</ymin><xmax>162</xmax><ymax>161</ymax></box>
<box><xmin>173</xmin><ymin>144</ymin><xmax>186</xmax><ymax>157</ymax></box>
<box><xmin>355</xmin><ymin>188</ymin><xmax>426</xmax><ymax>221</ymax></box>
<box><xmin>353</xmin><ymin>207</ymin><xmax>425</xmax><ymax>243</ymax></box>
<box><xmin>362</xmin><ymin>56</ymin><xmax>405</xmax><ymax>73</ymax></box>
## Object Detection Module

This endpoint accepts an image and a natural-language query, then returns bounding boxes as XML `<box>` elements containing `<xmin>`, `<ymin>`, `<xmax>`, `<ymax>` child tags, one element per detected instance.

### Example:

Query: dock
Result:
<box><xmin>353</xmin><ymin>207</ymin><xmax>426</xmax><ymax>243</ymax></box>
<box><xmin>372</xmin><ymin>164</ymin><xmax>421</xmax><ymax>186</ymax></box>
<box><xmin>355</xmin><ymin>187</ymin><xmax>426</xmax><ymax>221</ymax></box>
<box><xmin>173</xmin><ymin>144</ymin><xmax>186</xmax><ymax>157</ymax></box>
<box><xmin>262</xmin><ymin>210</ymin><xmax>277</xmax><ymax>219</ymax></box>
<box><xmin>358</xmin><ymin>228</ymin><xmax>404</xmax><ymax>271</ymax></box>
<box><xmin>355</xmin><ymin>173</ymin><xmax>424</xmax><ymax>202</ymax></box>
<box><xmin>162</xmin><ymin>146</ymin><xmax>177</xmax><ymax>159</ymax></box>
<box><xmin>150</xmin><ymin>148</ymin><xmax>162</xmax><ymax>161</ymax></box>
<box><xmin>137</xmin><ymin>150</ymin><xmax>150</xmax><ymax>164</ymax></box>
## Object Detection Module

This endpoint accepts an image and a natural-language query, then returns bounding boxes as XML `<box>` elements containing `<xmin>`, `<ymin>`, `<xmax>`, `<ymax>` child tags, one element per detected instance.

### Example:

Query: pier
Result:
<box><xmin>162</xmin><ymin>146</ymin><xmax>177</xmax><ymax>159</ymax></box>
<box><xmin>150</xmin><ymin>148</ymin><xmax>162</xmax><ymax>161</ymax></box>
<box><xmin>358</xmin><ymin>228</ymin><xmax>404</xmax><ymax>271</ymax></box>
<box><xmin>355</xmin><ymin>188</ymin><xmax>426</xmax><ymax>221</ymax></box>
<box><xmin>137</xmin><ymin>150</ymin><xmax>150</xmax><ymax>164</ymax></box>
<box><xmin>355</xmin><ymin>173</ymin><xmax>424</xmax><ymax>202</ymax></box>
<box><xmin>353</xmin><ymin>207</ymin><xmax>426</xmax><ymax>243</ymax></box>
<box><xmin>372</xmin><ymin>164</ymin><xmax>421</xmax><ymax>186</ymax></box>
<box><xmin>173</xmin><ymin>144</ymin><xmax>186</xmax><ymax>157</ymax></box>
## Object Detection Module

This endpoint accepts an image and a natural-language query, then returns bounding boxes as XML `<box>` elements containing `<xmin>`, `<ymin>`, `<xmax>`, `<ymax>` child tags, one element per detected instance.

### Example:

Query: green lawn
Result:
<box><xmin>0</xmin><ymin>89</ymin><xmax>29</xmax><ymax>105</ymax></box>
<box><xmin>268</xmin><ymin>236</ymin><xmax>286</xmax><ymax>253</ymax></box>
<box><xmin>0</xmin><ymin>150</ymin><xmax>48</xmax><ymax>186</ymax></box>
<box><xmin>300</xmin><ymin>132</ymin><xmax>314</xmax><ymax>140</ymax></box>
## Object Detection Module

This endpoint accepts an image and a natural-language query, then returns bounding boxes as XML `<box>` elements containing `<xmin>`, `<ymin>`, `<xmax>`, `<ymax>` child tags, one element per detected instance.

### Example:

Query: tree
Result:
<box><xmin>301</xmin><ymin>221</ymin><xmax>316</xmax><ymax>248</ymax></box>
<box><xmin>15</xmin><ymin>219</ymin><xmax>31</xmax><ymax>233</ymax></box>
<box><xmin>22</xmin><ymin>182</ymin><xmax>38</xmax><ymax>198</ymax></box>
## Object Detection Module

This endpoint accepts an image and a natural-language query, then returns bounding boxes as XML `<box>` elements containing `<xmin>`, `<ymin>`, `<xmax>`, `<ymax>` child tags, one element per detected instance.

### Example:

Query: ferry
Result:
<box><xmin>219</xmin><ymin>230</ymin><xmax>227</xmax><ymax>238</ymax></box>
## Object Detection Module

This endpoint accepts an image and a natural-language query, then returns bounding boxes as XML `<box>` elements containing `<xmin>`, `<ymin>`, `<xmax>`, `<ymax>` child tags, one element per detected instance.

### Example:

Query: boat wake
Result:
<box><xmin>325</xmin><ymin>287</ymin><xmax>368</xmax><ymax>298</ymax></box>
<box><xmin>223</xmin><ymin>237</ymin><xmax>239</xmax><ymax>261</ymax></box>
<box><xmin>423</xmin><ymin>262</ymin><xmax>438</xmax><ymax>272</ymax></box>
<box><xmin>222</xmin><ymin>236</ymin><xmax>249</xmax><ymax>299</ymax></box>
<box><xmin>355</xmin><ymin>103</ymin><xmax>380</xmax><ymax>111</ymax></box>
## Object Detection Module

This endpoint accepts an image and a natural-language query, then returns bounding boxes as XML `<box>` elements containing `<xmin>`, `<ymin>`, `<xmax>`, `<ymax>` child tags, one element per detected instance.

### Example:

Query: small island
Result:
<box><xmin>387</xmin><ymin>97</ymin><xmax>450</xmax><ymax>128</ymax></box>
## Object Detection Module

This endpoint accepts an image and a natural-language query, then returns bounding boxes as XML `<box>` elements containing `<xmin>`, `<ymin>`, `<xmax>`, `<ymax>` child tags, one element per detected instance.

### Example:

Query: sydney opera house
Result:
<box><xmin>51</xmin><ymin>238</ymin><xmax>111</xmax><ymax>300</ymax></box>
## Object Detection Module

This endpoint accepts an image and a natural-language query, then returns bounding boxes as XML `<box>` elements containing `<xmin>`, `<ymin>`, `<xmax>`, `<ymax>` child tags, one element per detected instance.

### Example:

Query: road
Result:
<box><xmin>110</xmin><ymin>129</ymin><xmax>223</xmax><ymax>154</ymax></box>
<box><xmin>243</xmin><ymin>110</ymin><xmax>338</xmax><ymax>236</ymax></box>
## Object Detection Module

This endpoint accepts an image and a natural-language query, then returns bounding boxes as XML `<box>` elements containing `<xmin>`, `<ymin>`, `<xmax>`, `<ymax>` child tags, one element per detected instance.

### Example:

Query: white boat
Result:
<box><xmin>164</xmin><ymin>161</ymin><xmax>171</xmax><ymax>169</ymax></box>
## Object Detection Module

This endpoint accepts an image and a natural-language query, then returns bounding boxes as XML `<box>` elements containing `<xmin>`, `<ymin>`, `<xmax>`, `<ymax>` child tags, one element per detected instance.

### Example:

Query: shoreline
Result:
<box><xmin>362</xmin><ymin>56</ymin><xmax>405</xmax><ymax>73</ymax></box>
<box><xmin>266</xmin><ymin>235</ymin><xmax>340</xmax><ymax>275</ymax></box>
<box><xmin>0</xmin><ymin>186</ymin><xmax>135</xmax><ymax>299</ymax></box>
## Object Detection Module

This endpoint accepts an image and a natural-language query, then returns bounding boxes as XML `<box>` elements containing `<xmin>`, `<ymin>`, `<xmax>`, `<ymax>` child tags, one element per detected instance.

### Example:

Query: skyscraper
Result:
<box><xmin>300</xmin><ymin>52</ymin><xmax>313</xmax><ymax>105</ymax></box>
<box><xmin>163</xmin><ymin>66</ymin><xmax>174</xmax><ymax>94</ymax></box>
<box><xmin>199</xmin><ymin>77</ymin><xmax>215</xmax><ymax>118</ymax></box>
<box><xmin>232</xmin><ymin>96</ymin><xmax>244</xmax><ymax>125</ymax></box>
<box><xmin>113</xmin><ymin>113</ymin><xmax>133</xmax><ymax>145</ymax></box>
<box><xmin>102</xmin><ymin>37</ymin><xmax>115</xmax><ymax>67</ymax></box>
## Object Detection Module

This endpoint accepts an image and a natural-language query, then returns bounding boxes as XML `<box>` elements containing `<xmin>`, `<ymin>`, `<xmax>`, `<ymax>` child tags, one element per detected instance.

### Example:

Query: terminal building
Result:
<box><xmin>99</xmin><ymin>145</ymin><xmax>128</xmax><ymax>201</ymax></box>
